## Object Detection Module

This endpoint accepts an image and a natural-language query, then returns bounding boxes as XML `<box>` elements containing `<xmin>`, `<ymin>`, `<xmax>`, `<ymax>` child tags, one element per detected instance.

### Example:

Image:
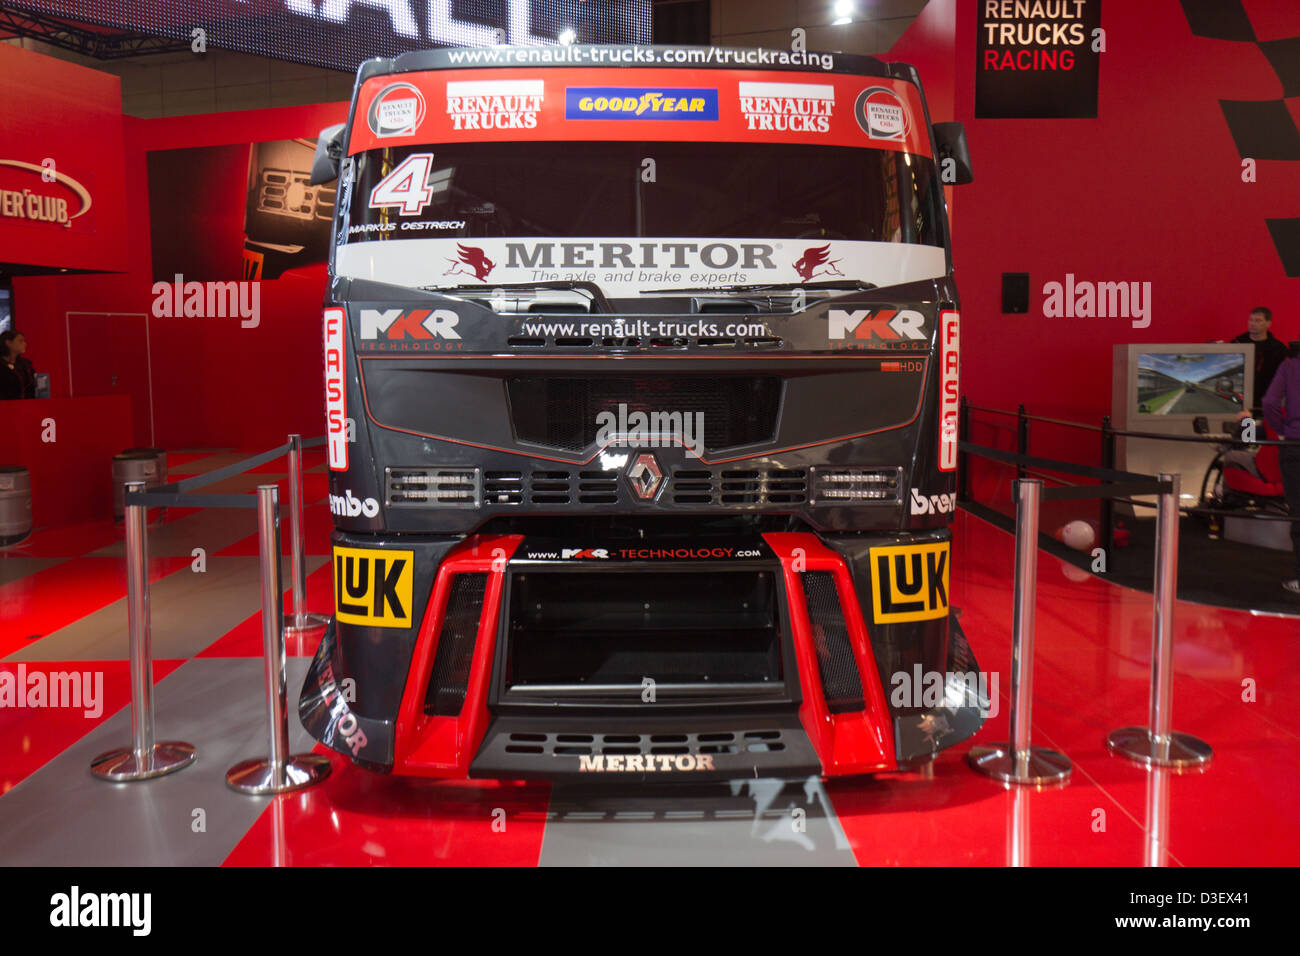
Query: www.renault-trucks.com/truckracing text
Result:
<box><xmin>300</xmin><ymin>43</ymin><xmax>982</xmax><ymax>781</ymax></box>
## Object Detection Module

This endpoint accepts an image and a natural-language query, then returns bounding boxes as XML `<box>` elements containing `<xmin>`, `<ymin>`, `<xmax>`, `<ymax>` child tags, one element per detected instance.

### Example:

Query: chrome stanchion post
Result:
<box><xmin>226</xmin><ymin>484</ymin><xmax>331</xmax><ymax>794</ymax></box>
<box><xmin>284</xmin><ymin>434</ymin><xmax>329</xmax><ymax>635</ymax></box>
<box><xmin>1108</xmin><ymin>473</ymin><xmax>1212</xmax><ymax>768</ymax></box>
<box><xmin>91</xmin><ymin>482</ymin><xmax>196</xmax><ymax>781</ymax></box>
<box><xmin>967</xmin><ymin>478</ymin><xmax>1072</xmax><ymax>785</ymax></box>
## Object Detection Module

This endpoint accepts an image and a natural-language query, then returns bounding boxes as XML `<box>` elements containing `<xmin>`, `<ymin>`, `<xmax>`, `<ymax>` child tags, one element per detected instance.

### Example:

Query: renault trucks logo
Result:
<box><xmin>626</xmin><ymin>453</ymin><xmax>664</xmax><ymax>500</ymax></box>
<box><xmin>443</xmin><ymin>244</ymin><xmax>496</xmax><ymax>282</ymax></box>
<box><xmin>794</xmin><ymin>245</ymin><xmax>844</xmax><ymax>282</ymax></box>
<box><xmin>367</xmin><ymin>82</ymin><xmax>426</xmax><ymax>137</ymax></box>
<box><xmin>738</xmin><ymin>82</ymin><xmax>834</xmax><ymax>132</ymax></box>
<box><xmin>359</xmin><ymin>308</ymin><xmax>461</xmax><ymax>340</ymax></box>
<box><xmin>566</xmin><ymin>87</ymin><xmax>719</xmax><ymax>120</ymax></box>
<box><xmin>333</xmin><ymin>546</ymin><xmax>414</xmax><ymax>628</ymax></box>
<box><xmin>828</xmin><ymin>308</ymin><xmax>927</xmax><ymax>341</ymax></box>
<box><xmin>446</xmin><ymin>79</ymin><xmax>544</xmax><ymax>130</ymax></box>
<box><xmin>855</xmin><ymin>87</ymin><xmax>909</xmax><ymax>142</ymax></box>
<box><xmin>869</xmin><ymin>541</ymin><xmax>949</xmax><ymax>624</ymax></box>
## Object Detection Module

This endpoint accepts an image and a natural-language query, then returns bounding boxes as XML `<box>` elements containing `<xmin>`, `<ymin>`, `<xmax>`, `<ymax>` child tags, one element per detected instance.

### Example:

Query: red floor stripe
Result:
<box><xmin>198</xmin><ymin>563</ymin><xmax>333</xmax><ymax>659</ymax></box>
<box><xmin>0</xmin><ymin>659</ymin><xmax>186</xmax><ymax>794</ymax></box>
<box><xmin>222</xmin><ymin>748</ymin><xmax>551</xmax><ymax>866</ymax></box>
<box><xmin>0</xmin><ymin>556</ymin><xmax>193</xmax><ymax>657</ymax></box>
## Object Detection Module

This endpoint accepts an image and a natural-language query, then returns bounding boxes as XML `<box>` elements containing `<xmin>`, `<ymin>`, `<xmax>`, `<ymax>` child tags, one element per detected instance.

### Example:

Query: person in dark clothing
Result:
<box><xmin>1232</xmin><ymin>307</ymin><xmax>1288</xmax><ymax>410</ymax></box>
<box><xmin>1263</xmin><ymin>350</ymin><xmax>1300</xmax><ymax>596</ymax></box>
<box><xmin>0</xmin><ymin>330</ymin><xmax>36</xmax><ymax>400</ymax></box>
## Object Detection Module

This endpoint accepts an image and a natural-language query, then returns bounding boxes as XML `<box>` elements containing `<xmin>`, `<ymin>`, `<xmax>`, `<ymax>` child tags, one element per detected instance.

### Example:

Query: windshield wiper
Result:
<box><xmin>641</xmin><ymin>279</ymin><xmax>878</xmax><ymax>295</ymax></box>
<box><xmin>426</xmin><ymin>280</ymin><xmax>614</xmax><ymax>314</ymax></box>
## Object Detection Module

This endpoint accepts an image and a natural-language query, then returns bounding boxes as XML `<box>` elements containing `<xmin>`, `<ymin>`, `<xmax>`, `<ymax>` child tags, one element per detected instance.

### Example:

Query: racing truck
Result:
<box><xmin>301</xmin><ymin>43</ymin><xmax>985</xmax><ymax>781</ymax></box>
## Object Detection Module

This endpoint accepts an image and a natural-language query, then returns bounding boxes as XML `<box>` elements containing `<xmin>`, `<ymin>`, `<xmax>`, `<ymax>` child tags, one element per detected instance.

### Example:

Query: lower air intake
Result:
<box><xmin>799</xmin><ymin>571</ymin><xmax>865</xmax><ymax>714</ymax></box>
<box><xmin>424</xmin><ymin>573</ymin><xmax>488</xmax><ymax>716</ymax></box>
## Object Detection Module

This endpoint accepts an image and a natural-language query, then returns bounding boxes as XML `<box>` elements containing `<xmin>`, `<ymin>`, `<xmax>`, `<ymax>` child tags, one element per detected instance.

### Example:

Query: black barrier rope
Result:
<box><xmin>122</xmin><ymin>436</ymin><xmax>325</xmax><ymax>509</ymax></box>
<box><xmin>956</xmin><ymin>440</ymin><xmax>1165</xmax><ymax>487</ymax></box>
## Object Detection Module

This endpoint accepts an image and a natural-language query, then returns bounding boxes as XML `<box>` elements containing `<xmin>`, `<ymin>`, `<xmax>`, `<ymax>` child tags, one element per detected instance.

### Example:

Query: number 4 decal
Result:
<box><xmin>369</xmin><ymin>153</ymin><xmax>435</xmax><ymax>216</ymax></box>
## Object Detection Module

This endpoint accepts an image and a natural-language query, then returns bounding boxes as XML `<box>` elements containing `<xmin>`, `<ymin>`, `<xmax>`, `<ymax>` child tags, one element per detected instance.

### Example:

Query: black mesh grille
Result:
<box><xmin>799</xmin><ymin>572</ymin><xmax>865</xmax><ymax>714</ymax></box>
<box><xmin>506</xmin><ymin>375</ymin><xmax>781</xmax><ymax>453</ymax></box>
<box><xmin>424</xmin><ymin>573</ymin><xmax>488</xmax><ymax>717</ymax></box>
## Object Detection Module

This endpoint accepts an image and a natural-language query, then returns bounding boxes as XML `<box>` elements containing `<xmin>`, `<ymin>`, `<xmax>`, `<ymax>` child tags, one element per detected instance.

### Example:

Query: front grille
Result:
<box><xmin>389</xmin><ymin>466</ymin><xmax>810</xmax><ymax>509</ymax></box>
<box><xmin>669</xmin><ymin>468</ymin><xmax>807</xmax><ymax>505</ymax></box>
<box><xmin>502</xmin><ymin>729</ymin><xmax>787</xmax><ymax>757</ymax></box>
<box><xmin>424</xmin><ymin>573</ymin><xmax>489</xmax><ymax>716</ymax></box>
<box><xmin>506</xmin><ymin>375</ymin><xmax>781</xmax><ymax>454</ymax></box>
<box><xmin>799</xmin><ymin>571</ymin><xmax>865</xmax><ymax>714</ymax></box>
<box><xmin>387</xmin><ymin>467</ymin><xmax>479</xmax><ymax>506</ymax></box>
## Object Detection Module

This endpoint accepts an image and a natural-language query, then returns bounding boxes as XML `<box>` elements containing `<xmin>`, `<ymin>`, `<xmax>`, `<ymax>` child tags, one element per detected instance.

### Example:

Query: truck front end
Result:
<box><xmin>301</xmin><ymin>44</ymin><xmax>985</xmax><ymax>780</ymax></box>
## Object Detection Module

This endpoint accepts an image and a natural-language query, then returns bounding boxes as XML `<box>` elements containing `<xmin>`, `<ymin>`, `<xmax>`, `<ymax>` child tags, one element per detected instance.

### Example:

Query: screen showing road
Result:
<box><xmin>1136</xmin><ymin>352</ymin><xmax>1245</xmax><ymax>415</ymax></box>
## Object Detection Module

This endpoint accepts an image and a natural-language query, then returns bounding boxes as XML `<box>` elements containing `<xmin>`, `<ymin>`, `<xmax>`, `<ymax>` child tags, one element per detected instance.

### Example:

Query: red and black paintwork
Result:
<box><xmin>300</xmin><ymin>45</ymin><xmax>982</xmax><ymax>780</ymax></box>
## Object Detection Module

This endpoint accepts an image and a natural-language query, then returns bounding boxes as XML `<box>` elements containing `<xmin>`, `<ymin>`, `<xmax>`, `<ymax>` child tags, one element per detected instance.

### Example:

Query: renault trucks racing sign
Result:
<box><xmin>976</xmin><ymin>0</ymin><xmax>1102</xmax><ymax>118</ymax></box>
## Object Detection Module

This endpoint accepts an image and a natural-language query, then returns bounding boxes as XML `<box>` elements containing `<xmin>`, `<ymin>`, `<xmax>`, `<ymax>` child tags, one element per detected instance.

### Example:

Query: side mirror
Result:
<box><xmin>932</xmin><ymin>121</ymin><xmax>973</xmax><ymax>185</ymax></box>
<box><xmin>309</xmin><ymin>123</ymin><xmax>346</xmax><ymax>185</ymax></box>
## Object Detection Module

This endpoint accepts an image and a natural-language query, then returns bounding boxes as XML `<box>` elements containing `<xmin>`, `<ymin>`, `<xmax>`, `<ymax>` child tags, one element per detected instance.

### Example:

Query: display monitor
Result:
<box><xmin>1135</xmin><ymin>351</ymin><xmax>1246</xmax><ymax>416</ymax></box>
<box><xmin>1113</xmin><ymin>343</ymin><xmax>1254</xmax><ymax>430</ymax></box>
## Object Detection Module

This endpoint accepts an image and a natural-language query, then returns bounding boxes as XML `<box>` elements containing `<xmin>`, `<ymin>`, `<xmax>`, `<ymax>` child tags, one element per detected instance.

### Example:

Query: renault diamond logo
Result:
<box><xmin>626</xmin><ymin>453</ymin><xmax>664</xmax><ymax>500</ymax></box>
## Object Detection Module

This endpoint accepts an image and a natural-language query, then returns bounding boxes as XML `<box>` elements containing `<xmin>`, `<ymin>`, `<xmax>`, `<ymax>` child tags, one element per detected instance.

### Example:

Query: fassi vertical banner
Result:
<box><xmin>324</xmin><ymin>307</ymin><xmax>347</xmax><ymax>471</ymax></box>
<box><xmin>976</xmin><ymin>0</ymin><xmax>1102</xmax><ymax>118</ymax></box>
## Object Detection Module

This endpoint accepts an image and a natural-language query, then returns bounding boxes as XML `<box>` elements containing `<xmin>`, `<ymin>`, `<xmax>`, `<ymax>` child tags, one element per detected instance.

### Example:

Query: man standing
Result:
<box><xmin>1263</xmin><ymin>348</ymin><xmax>1300</xmax><ymax>596</ymax></box>
<box><xmin>1233</xmin><ymin>307</ymin><xmax>1288</xmax><ymax>411</ymax></box>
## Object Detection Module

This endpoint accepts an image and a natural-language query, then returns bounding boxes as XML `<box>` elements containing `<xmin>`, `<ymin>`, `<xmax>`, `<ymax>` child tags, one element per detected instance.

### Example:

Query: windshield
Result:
<box><xmin>346</xmin><ymin>141</ymin><xmax>942</xmax><ymax>243</ymax></box>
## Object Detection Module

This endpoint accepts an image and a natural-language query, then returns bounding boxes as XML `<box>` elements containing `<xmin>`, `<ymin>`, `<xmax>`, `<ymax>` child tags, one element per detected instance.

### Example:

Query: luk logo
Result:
<box><xmin>869</xmin><ymin>541</ymin><xmax>949</xmax><ymax>623</ymax></box>
<box><xmin>828</xmin><ymin>308</ymin><xmax>927</xmax><ymax>341</ymax></box>
<box><xmin>793</xmin><ymin>244</ymin><xmax>844</xmax><ymax>282</ymax></box>
<box><xmin>443</xmin><ymin>244</ymin><xmax>496</xmax><ymax>282</ymax></box>
<box><xmin>359</xmin><ymin>308</ymin><xmax>461</xmax><ymax>339</ymax></box>
<box><xmin>561</xmin><ymin>548</ymin><xmax>610</xmax><ymax>559</ymax></box>
<box><xmin>566</xmin><ymin>87</ymin><xmax>719</xmax><ymax>120</ymax></box>
<box><xmin>910</xmin><ymin>490</ymin><xmax>956</xmax><ymax>515</ymax></box>
<box><xmin>333</xmin><ymin>546</ymin><xmax>414</xmax><ymax>628</ymax></box>
<box><xmin>329</xmin><ymin>490</ymin><xmax>379</xmax><ymax>518</ymax></box>
<box><xmin>854</xmin><ymin>86</ymin><xmax>910</xmax><ymax>141</ymax></box>
<box><xmin>367</xmin><ymin>82</ymin><xmax>426</xmax><ymax>137</ymax></box>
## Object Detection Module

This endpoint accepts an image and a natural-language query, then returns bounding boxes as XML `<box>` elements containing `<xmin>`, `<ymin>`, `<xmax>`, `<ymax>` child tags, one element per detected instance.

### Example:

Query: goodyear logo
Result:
<box><xmin>334</xmin><ymin>546</ymin><xmax>414</xmax><ymax>628</ymax></box>
<box><xmin>565</xmin><ymin>87</ymin><xmax>719</xmax><ymax>121</ymax></box>
<box><xmin>869</xmin><ymin>541</ymin><xmax>949</xmax><ymax>624</ymax></box>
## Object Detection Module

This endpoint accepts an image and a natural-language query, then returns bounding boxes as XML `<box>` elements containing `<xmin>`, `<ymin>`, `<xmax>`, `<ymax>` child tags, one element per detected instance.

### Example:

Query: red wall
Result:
<box><xmin>14</xmin><ymin>98</ymin><xmax>348</xmax><ymax>450</ymax></box>
<box><xmin>0</xmin><ymin>44</ymin><xmax>128</xmax><ymax>273</ymax></box>
<box><xmin>887</xmin><ymin>0</ymin><xmax>1300</xmax><ymax>480</ymax></box>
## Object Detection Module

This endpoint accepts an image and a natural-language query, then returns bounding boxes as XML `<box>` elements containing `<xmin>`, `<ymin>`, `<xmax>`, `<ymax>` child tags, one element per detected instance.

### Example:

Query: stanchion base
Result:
<box><xmin>1106</xmin><ymin>727</ymin><xmax>1213</xmax><ymax>769</ymax></box>
<box><xmin>284</xmin><ymin>612</ymin><xmax>331</xmax><ymax>635</ymax></box>
<box><xmin>967</xmin><ymin>744</ymin><xmax>1072</xmax><ymax>786</ymax></box>
<box><xmin>90</xmin><ymin>742</ymin><xmax>196</xmax><ymax>782</ymax></box>
<box><xmin>225</xmin><ymin>754</ymin><xmax>332</xmax><ymax>795</ymax></box>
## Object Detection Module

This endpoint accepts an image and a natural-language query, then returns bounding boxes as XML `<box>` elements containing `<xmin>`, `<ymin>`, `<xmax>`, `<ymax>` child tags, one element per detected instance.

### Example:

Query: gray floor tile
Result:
<box><xmin>7</xmin><ymin>556</ymin><xmax>326</xmax><ymax>662</ymax></box>
<box><xmin>539</xmin><ymin>777</ymin><xmax>857</xmax><ymax>866</ymax></box>
<box><xmin>0</xmin><ymin>657</ymin><xmax>315</xmax><ymax>866</ymax></box>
